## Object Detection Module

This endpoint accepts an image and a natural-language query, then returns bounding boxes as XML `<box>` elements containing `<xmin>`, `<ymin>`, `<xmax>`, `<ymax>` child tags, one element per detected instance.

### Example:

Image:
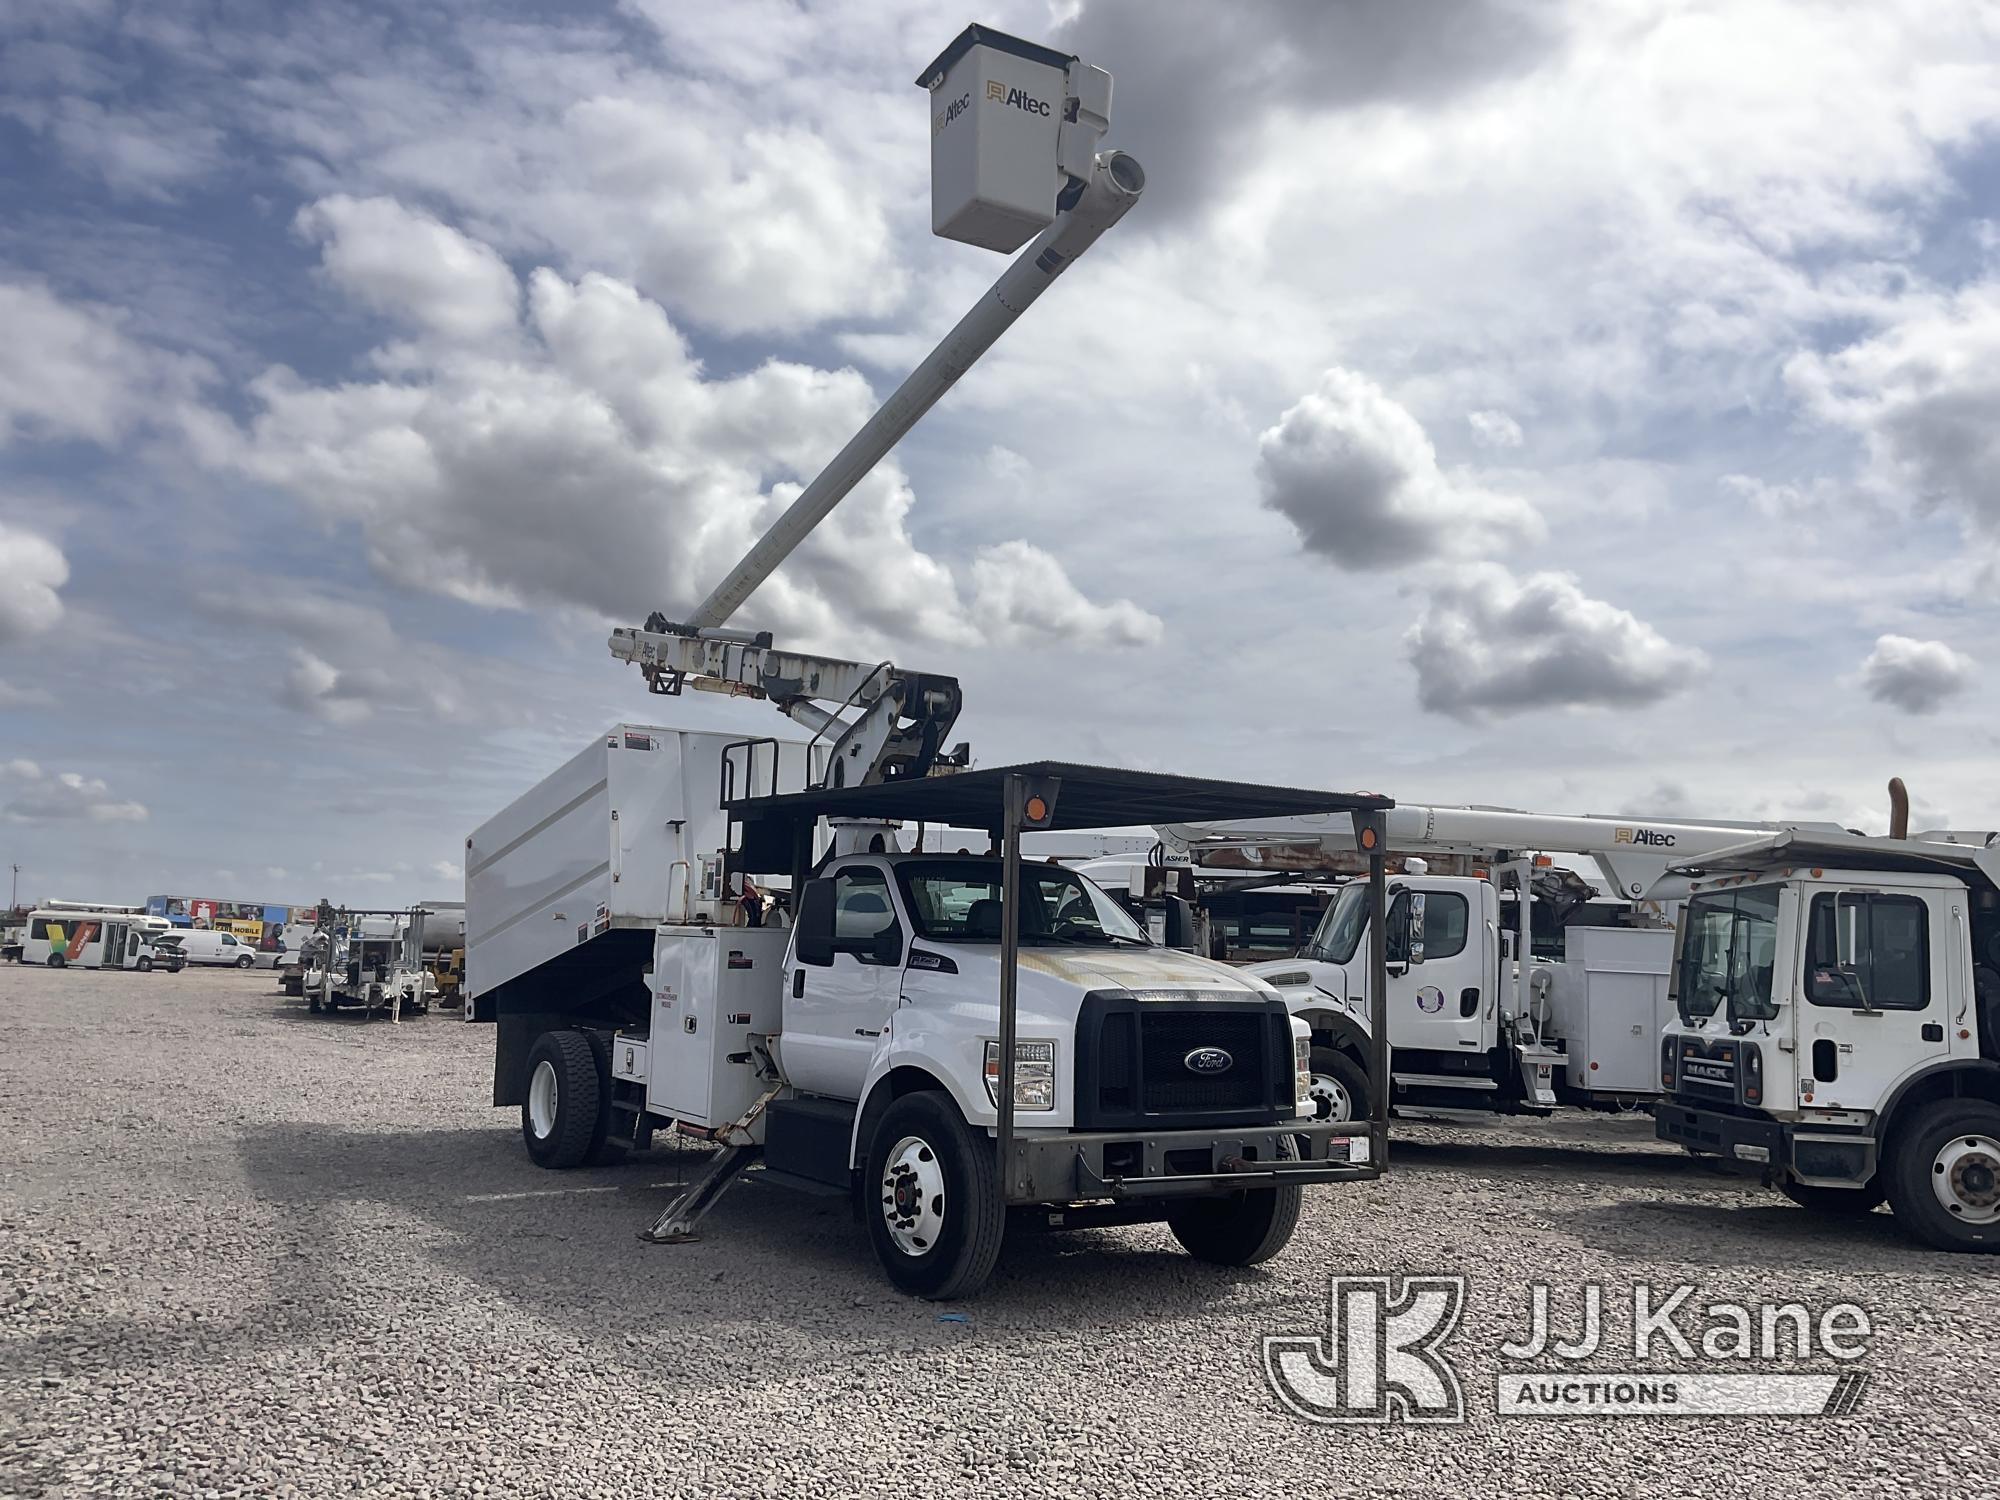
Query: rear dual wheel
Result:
<box><xmin>521</xmin><ymin>1030</ymin><xmax>618</xmax><ymax>1169</ymax></box>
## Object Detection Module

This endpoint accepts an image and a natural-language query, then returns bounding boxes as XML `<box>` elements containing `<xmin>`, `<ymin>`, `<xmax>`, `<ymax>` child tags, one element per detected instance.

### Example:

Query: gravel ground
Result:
<box><xmin>4</xmin><ymin>964</ymin><xmax>1996</xmax><ymax>1499</ymax></box>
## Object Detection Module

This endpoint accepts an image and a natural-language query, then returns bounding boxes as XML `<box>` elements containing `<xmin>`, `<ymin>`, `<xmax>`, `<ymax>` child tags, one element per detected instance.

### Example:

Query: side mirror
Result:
<box><xmin>1162</xmin><ymin>896</ymin><xmax>1197</xmax><ymax>952</ymax></box>
<box><xmin>1407</xmin><ymin>892</ymin><xmax>1427</xmax><ymax>966</ymax></box>
<box><xmin>870</xmin><ymin>925</ymin><xmax>904</xmax><ymax>967</ymax></box>
<box><xmin>795</xmin><ymin>879</ymin><xmax>836</xmax><ymax>967</ymax></box>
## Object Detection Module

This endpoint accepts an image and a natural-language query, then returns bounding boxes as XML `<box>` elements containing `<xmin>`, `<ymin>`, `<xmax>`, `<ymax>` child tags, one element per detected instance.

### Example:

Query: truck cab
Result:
<box><xmin>1655</xmin><ymin>832</ymin><xmax>2000</xmax><ymax>1253</ymax></box>
<box><xmin>1247</xmin><ymin>874</ymin><xmax>1504</xmax><ymax>1121</ymax></box>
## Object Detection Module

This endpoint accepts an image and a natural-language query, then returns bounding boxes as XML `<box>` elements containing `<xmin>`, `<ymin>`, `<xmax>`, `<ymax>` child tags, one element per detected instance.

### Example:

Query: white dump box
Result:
<box><xmin>464</xmin><ymin>725</ymin><xmax>818</xmax><ymax>1008</ymax></box>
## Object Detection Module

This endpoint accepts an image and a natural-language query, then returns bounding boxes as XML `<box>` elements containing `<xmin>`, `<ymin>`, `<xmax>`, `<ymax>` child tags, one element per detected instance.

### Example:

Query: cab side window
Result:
<box><xmin>833</xmin><ymin>869</ymin><xmax>902</xmax><ymax>966</ymax></box>
<box><xmin>1386</xmin><ymin>891</ymin><xmax>1469</xmax><ymax>963</ymax></box>
<box><xmin>1805</xmin><ymin>893</ymin><xmax>1930</xmax><ymax>1010</ymax></box>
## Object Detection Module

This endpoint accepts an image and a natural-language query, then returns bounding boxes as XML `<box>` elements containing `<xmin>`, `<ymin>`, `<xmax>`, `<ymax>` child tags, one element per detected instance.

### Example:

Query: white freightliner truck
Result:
<box><xmin>463</xmin><ymin>25</ymin><xmax>1394</xmax><ymax>1299</ymax></box>
<box><xmin>1655</xmin><ymin>785</ymin><xmax>2000</xmax><ymax>1252</ymax></box>
<box><xmin>1159</xmin><ymin>805</ymin><xmax>1841</xmax><ymax>1123</ymax></box>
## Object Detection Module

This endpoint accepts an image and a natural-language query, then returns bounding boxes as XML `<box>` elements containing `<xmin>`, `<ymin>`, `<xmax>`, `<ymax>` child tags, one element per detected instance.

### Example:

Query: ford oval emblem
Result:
<box><xmin>1184</xmin><ymin>1046</ymin><xmax>1233</xmax><ymax>1075</ymax></box>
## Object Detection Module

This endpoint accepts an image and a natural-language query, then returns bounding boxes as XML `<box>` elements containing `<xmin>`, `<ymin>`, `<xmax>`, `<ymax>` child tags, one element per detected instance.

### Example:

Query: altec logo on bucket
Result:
<box><xmin>1265</xmin><ymin>1277</ymin><xmax>1874</xmax><ymax>1423</ymax></box>
<box><xmin>985</xmin><ymin>79</ymin><xmax>1052</xmax><ymax>115</ymax></box>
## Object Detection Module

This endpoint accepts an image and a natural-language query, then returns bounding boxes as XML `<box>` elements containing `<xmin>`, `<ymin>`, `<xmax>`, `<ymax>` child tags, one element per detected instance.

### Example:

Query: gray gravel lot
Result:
<box><xmin>4</xmin><ymin>964</ymin><xmax>1996</xmax><ymax>1499</ymax></box>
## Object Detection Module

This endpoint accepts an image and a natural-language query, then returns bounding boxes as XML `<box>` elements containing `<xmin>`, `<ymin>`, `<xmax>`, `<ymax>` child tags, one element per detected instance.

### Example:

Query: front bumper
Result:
<box><xmin>1005</xmin><ymin>1120</ymin><xmax>1379</xmax><ymax>1203</ymax></box>
<box><xmin>1656</xmin><ymin>1102</ymin><xmax>1875</xmax><ymax>1185</ymax></box>
<box><xmin>1656</xmin><ymin>1101</ymin><xmax>1784</xmax><ymax>1166</ymax></box>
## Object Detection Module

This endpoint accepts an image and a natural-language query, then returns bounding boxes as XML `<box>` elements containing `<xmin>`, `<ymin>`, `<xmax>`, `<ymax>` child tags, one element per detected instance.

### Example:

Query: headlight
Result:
<box><xmin>983</xmin><ymin>1039</ymin><xmax>1056</xmax><ymax>1112</ymax></box>
<box><xmin>1294</xmin><ymin>1032</ymin><xmax>1313</xmax><ymax>1117</ymax></box>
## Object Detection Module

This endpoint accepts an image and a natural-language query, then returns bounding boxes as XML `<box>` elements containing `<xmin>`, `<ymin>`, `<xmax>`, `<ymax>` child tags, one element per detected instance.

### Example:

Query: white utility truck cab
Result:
<box><xmin>1655</xmin><ymin>823</ymin><xmax>2000</xmax><ymax>1252</ymax></box>
<box><xmin>469</xmin><ymin>737</ymin><xmax>1392</xmax><ymax>1299</ymax></box>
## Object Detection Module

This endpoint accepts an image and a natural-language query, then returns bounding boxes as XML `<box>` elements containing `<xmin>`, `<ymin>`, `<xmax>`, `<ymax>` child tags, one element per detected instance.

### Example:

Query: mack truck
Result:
<box><xmin>463</xmin><ymin>24</ymin><xmax>1394</xmax><ymax>1299</ymax></box>
<box><xmin>1159</xmin><ymin>805</ymin><xmax>1840</xmax><ymax>1124</ymax></box>
<box><xmin>1654</xmin><ymin>784</ymin><xmax>2000</xmax><ymax>1252</ymax></box>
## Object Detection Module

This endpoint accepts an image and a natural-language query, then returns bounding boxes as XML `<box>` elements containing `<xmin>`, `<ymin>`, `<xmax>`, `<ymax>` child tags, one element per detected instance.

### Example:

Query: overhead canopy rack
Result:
<box><xmin>726</xmin><ymin>758</ymin><xmax>1392</xmax><ymax>877</ymax></box>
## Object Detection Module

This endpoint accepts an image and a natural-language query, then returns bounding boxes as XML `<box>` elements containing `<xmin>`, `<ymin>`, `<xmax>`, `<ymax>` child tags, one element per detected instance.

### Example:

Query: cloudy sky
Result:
<box><xmin>1</xmin><ymin>0</ymin><xmax>1996</xmax><ymax>909</ymax></box>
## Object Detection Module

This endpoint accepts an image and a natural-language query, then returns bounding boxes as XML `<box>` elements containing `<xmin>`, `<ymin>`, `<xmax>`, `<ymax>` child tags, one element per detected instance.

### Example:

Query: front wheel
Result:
<box><xmin>1167</xmin><ymin>1139</ymin><xmax>1303</xmax><ymax>1268</ymax></box>
<box><xmin>1780</xmin><ymin>1178</ymin><xmax>1884</xmax><ymax>1215</ymax></box>
<box><xmin>235</xmin><ymin>954</ymin><xmax>254</xmax><ymax>969</ymax></box>
<box><xmin>136</xmin><ymin>956</ymin><xmax>154</xmax><ymax>973</ymax></box>
<box><xmin>1885</xmin><ymin>1102</ymin><xmax>2000</xmax><ymax>1252</ymax></box>
<box><xmin>1305</xmin><ymin>1046</ymin><xmax>1370</xmax><ymax>1124</ymax></box>
<box><xmin>864</xmin><ymin>1091</ymin><xmax>1006</xmax><ymax>1300</ymax></box>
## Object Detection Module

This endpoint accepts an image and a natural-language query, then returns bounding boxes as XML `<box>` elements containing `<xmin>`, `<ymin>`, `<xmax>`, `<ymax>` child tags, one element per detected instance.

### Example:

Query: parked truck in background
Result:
<box><xmin>1160</xmin><ymin>805</ymin><xmax>1841</xmax><ymax>1123</ymax></box>
<box><xmin>1655</xmin><ymin>785</ymin><xmax>2000</xmax><ymax>1251</ymax></box>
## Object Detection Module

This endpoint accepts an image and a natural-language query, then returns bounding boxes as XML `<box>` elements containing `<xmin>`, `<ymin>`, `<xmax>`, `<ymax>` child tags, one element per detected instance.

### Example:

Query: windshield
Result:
<box><xmin>1304</xmin><ymin>883</ymin><xmax>1368</xmax><ymax>964</ymax></box>
<box><xmin>1675</xmin><ymin>886</ymin><xmax>1782</xmax><ymax>1025</ymax></box>
<box><xmin>894</xmin><ymin>860</ymin><xmax>1149</xmax><ymax>946</ymax></box>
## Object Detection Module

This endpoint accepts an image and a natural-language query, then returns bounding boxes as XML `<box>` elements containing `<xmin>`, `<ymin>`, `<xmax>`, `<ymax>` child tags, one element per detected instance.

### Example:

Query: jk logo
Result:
<box><xmin>1264</xmin><ymin>1275</ymin><xmax>1466</xmax><ymax>1424</ymax></box>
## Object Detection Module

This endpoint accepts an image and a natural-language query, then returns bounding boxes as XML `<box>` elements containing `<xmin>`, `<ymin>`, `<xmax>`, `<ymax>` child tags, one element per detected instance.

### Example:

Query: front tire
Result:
<box><xmin>1167</xmin><ymin>1138</ymin><xmax>1303</xmax><ymax>1268</ymax></box>
<box><xmin>136</xmin><ymin>956</ymin><xmax>153</xmax><ymax>973</ymax></box>
<box><xmin>1781</xmin><ymin>1178</ymin><xmax>1885</xmax><ymax>1215</ymax></box>
<box><xmin>235</xmin><ymin>954</ymin><xmax>254</xmax><ymax>969</ymax></box>
<box><xmin>864</xmin><ymin>1091</ymin><xmax>1005</xmax><ymax>1300</ymax></box>
<box><xmin>1885</xmin><ymin>1102</ymin><xmax>2000</xmax><ymax>1252</ymax></box>
<box><xmin>521</xmin><ymin>1030</ymin><xmax>609</xmax><ymax>1170</ymax></box>
<box><xmin>1306</xmin><ymin>1046</ymin><xmax>1370</xmax><ymax>1124</ymax></box>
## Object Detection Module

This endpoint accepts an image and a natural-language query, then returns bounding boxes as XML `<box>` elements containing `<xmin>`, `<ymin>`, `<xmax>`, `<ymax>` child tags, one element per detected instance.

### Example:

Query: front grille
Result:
<box><xmin>1075</xmin><ymin>991</ymin><xmax>1287</xmax><ymax>1129</ymax></box>
<box><xmin>1139</xmin><ymin>1011</ymin><xmax>1266</xmax><ymax>1113</ymax></box>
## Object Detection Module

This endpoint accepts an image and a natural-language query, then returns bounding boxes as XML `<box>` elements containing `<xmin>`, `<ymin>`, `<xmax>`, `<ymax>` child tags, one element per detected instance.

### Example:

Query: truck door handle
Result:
<box><xmin>1921</xmin><ymin>1022</ymin><xmax>1944</xmax><ymax>1042</ymax></box>
<box><xmin>792</xmin><ymin>969</ymin><xmax>804</xmax><ymax>998</ymax></box>
<box><xmin>1459</xmin><ymin>988</ymin><xmax>1480</xmax><ymax>1017</ymax></box>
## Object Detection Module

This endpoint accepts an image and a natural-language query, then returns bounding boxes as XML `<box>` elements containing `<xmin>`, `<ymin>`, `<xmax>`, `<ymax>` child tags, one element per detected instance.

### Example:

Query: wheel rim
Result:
<box><xmin>1307</xmin><ymin>1071</ymin><xmax>1354</xmax><ymax>1123</ymax></box>
<box><xmin>528</xmin><ymin>1059</ymin><xmax>559</xmax><ymax>1140</ymax></box>
<box><xmin>1932</xmin><ymin>1133</ymin><xmax>2000</xmax><ymax>1224</ymax></box>
<box><xmin>879</xmin><ymin>1134</ymin><xmax>946</xmax><ymax>1257</ymax></box>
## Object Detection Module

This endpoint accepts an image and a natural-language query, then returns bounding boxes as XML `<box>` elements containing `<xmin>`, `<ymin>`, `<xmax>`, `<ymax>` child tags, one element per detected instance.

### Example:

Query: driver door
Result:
<box><xmin>786</xmin><ymin>867</ymin><xmax>906</xmax><ymax>1098</ymax></box>
<box><xmin>1387</xmin><ymin>885</ymin><xmax>1489</xmax><ymax>1059</ymax></box>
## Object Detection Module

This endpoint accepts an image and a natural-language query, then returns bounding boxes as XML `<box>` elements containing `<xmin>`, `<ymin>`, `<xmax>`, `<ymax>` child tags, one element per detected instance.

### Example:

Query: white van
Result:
<box><xmin>155</xmin><ymin>929</ymin><xmax>260</xmax><ymax>968</ymax></box>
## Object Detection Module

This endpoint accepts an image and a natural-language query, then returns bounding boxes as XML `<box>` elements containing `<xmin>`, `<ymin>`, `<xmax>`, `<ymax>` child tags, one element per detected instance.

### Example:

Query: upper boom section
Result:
<box><xmin>687</xmin><ymin>26</ymin><xmax>1141</xmax><ymax>631</ymax></box>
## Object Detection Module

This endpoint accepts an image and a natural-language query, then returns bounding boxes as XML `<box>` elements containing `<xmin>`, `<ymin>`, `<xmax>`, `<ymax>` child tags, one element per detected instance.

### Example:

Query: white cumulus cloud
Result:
<box><xmin>296</xmin><ymin>195</ymin><xmax>520</xmax><ymax>342</ymax></box>
<box><xmin>1858</xmin><ymin>634</ymin><xmax>1975</xmax><ymax>714</ymax></box>
<box><xmin>1787</xmin><ymin>279</ymin><xmax>2000</xmax><ymax>544</ymax></box>
<box><xmin>1405</xmin><ymin>564</ymin><xmax>1707</xmax><ymax>720</ymax></box>
<box><xmin>1256</xmin><ymin>369</ymin><xmax>1544</xmax><ymax>570</ymax></box>
<box><xmin>0</xmin><ymin>760</ymin><xmax>148</xmax><ymax>823</ymax></box>
<box><xmin>968</xmin><ymin>541</ymin><xmax>1164</xmax><ymax>648</ymax></box>
<box><xmin>213</xmin><ymin>254</ymin><xmax>1155</xmax><ymax>656</ymax></box>
<box><xmin>0</xmin><ymin>523</ymin><xmax>68</xmax><ymax>644</ymax></box>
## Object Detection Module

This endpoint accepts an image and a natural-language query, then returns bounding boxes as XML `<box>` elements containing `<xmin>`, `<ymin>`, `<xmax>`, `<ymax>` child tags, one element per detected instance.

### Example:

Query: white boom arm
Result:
<box><xmin>1158</xmin><ymin>805</ymin><xmax>1839</xmax><ymax>901</ymax></box>
<box><xmin>609</xmin><ymin>36</ymin><xmax>1145</xmax><ymax>789</ymax></box>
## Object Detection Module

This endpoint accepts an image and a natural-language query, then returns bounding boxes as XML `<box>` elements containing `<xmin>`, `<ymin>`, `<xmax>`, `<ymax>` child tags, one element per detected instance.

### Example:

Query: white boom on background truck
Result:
<box><xmin>464</xmin><ymin>24</ymin><xmax>1397</xmax><ymax>1299</ymax></box>
<box><xmin>1655</xmin><ymin>785</ymin><xmax>2000</xmax><ymax>1253</ymax></box>
<box><xmin>1160</xmin><ymin>804</ymin><xmax>1840</xmax><ymax>1122</ymax></box>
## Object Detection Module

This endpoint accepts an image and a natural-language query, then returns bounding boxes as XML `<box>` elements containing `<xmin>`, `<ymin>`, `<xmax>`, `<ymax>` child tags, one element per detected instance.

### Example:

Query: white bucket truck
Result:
<box><xmin>1655</xmin><ymin>785</ymin><xmax>2000</xmax><ymax>1252</ymax></box>
<box><xmin>465</xmin><ymin>25</ymin><xmax>1394</xmax><ymax>1297</ymax></box>
<box><xmin>1160</xmin><ymin>805</ymin><xmax>1841</xmax><ymax>1123</ymax></box>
